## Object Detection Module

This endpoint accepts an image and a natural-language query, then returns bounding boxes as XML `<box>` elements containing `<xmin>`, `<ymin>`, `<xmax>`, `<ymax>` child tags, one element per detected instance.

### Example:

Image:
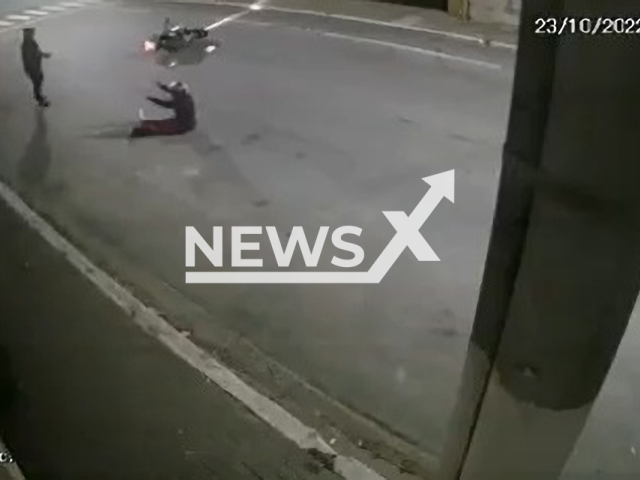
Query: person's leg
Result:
<box><xmin>131</xmin><ymin>120</ymin><xmax>163</xmax><ymax>138</ymax></box>
<box><xmin>130</xmin><ymin>119</ymin><xmax>186</xmax><ymax>138</ymax></box>
<box><xmin>31</xmin><ymin>73</ymin><xmax>48</xmax><ymax>106</ymax></box>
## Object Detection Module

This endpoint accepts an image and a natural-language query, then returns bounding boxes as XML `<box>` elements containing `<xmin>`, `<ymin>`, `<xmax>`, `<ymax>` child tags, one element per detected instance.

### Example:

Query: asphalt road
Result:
<box><xmin>0</xmin><ymin>0</ymin><xmax>514</xmax><ymax>465</ymax></box>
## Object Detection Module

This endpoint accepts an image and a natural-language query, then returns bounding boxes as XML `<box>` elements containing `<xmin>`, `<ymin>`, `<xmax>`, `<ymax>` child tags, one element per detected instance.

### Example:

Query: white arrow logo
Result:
<box><xmin>186</xmin><ymin>170</ymin><xmax>454</xmax><ymax>284</ymax></box>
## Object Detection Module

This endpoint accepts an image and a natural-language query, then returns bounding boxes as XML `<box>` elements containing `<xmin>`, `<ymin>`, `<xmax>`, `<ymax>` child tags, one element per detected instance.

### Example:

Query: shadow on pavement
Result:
<box><xmin>18</xmin><ymin>109</ymin><xmax>52</xmax><ymax>191</ymax></box>
<box><xmin>82</xmin><ymin>122</ymin><xmax>137</xmax><ymax>140</ymax></box>
<box><xmin>82</xmin><ymin>123</ymin><xmax>268</xmax><ymax>203</ymax></box>
<box><xmin>160</xmin><ymin>130</ymin><xmax>267</xmax><ymax>203</ymax></box>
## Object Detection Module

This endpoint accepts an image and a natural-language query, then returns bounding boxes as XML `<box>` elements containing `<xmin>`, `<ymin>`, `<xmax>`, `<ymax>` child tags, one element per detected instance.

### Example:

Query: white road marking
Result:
<box><xmin>205</xmin><ymin>0</ymin><xmax>265</xmax><ymax>31</ymax></box>
<box><xmin>211</xmin><ymin>0</ymin><xmax>517</xmax><ymax>50</ymax></box>
<box><xmin>0</xmin><ymin>0</ymin><xmax>103</xmax><ymax>33</ymax></box>
<box><xmin>24</xmin><ymin>10</ymin><xmax>49</xmax><ymax>16</ymax></box>
<box><xmin>239</xmin><ymin>19</ymin><xmax>502</xmax><ymax>69</ymax></box>
<box><xmin>183</xmin><ymin>167</ymin><xmax>201</xmax><ymax>177</ymax></box>
<box><xmin>322</xmin><ymin>31</ymin><xmax>502</xmax><ymax>69</ymax></box>
<box><xmin>313</xmin><ymin>11</ymin><xmax>514</xmax><ymax>48</ymax></box>
<box><xmin>492</xmin><ymin>41</ymin><xmax>517</xmax><ymax>51</ymax></box>
<box><xmin>205</xmin><ymin>9</ymin><xmax>252</xmax><ymax>30</ymax></box>
<box><xmin>0</xmin><ymin>181</ymin><xmax>386</xmax><ymax>480</ymax></box>
<box><xmin>6</xmin><ymin>15</ymin><xmax>31</xmax><ymax>21</ymax></box>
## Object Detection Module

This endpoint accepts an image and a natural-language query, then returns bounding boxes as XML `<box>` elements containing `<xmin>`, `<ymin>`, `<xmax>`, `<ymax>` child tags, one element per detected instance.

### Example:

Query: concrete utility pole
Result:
<box><xmin>440</xmin><ymin>0</ymin><xmax>640</xmax><ymax>479</ymax></box>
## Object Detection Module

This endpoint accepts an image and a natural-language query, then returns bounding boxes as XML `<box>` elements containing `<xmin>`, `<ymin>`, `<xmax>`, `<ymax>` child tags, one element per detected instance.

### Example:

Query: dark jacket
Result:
<box><xmin>147</xmin><ymin>85</ymin><xmax>196</xmax><ymax>131</ymax></box>
<box><xmin>21</xmin><ymin>38</ymin><xmax>44</xmax><ymax>77</ymax></box>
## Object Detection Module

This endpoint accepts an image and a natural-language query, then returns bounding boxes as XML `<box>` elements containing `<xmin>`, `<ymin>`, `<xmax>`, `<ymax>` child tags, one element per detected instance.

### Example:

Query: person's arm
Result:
<box><xmin>156</xmin><ymin>82</ymin><xmax>172</xmax><ymax>93</ymax></box>
<box><xmin>146</xmin><ymin>96</ymin><xmax>174</xmax><ymax>109</ymax></box>
<box><xmin>36</xmin><ymin>42</ymin><xmax>51</xmax><ymax>59</ymax></box>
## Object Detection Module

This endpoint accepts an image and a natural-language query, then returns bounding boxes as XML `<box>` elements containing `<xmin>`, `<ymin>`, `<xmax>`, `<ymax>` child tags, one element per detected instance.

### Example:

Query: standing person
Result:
<box><xmin>21</xmin><ymin>28</ymin><xmax>51</xmax><ymax>108</ymax></box>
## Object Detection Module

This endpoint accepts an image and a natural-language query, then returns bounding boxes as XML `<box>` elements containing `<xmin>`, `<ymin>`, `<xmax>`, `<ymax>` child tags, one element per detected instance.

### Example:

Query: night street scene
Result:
<box><xmin>0</xmin><ymin>0</ymin><xmax>639</xmax><ymax>479</ymax></box>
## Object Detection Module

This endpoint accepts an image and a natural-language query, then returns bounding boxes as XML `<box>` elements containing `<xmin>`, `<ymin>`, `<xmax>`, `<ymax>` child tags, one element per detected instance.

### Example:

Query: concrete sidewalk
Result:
<box><xmin>0</xmin><ymin>198</ymin><xmax>342</xmax><ymax>479</ymax></box>
<box><xmin>147</xmin><ymin>0</ymin><xmax>519</xmax><ymax>47</ymax></box>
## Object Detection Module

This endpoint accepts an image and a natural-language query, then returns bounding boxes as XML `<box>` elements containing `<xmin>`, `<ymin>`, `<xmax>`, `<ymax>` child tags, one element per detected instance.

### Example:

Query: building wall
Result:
<box><xmin>451</xmin><ymin>0</ymin><xmax>521</xmax><ymax>25</ymax></box>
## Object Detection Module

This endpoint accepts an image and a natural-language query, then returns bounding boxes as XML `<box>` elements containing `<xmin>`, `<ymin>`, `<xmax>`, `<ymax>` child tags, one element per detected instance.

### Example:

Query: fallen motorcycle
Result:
<box><xmin>144</xmin><ymin>23</ymin><xmax>220</xmax><ymax>68</ymax></box>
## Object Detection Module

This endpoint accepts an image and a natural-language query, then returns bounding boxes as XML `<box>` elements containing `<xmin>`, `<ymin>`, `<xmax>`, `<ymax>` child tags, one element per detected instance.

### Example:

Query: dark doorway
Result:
<box><xmin>385</xmin><ymin>0</ymin><xmax>447</xmax><ymax>11</ymax></box>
